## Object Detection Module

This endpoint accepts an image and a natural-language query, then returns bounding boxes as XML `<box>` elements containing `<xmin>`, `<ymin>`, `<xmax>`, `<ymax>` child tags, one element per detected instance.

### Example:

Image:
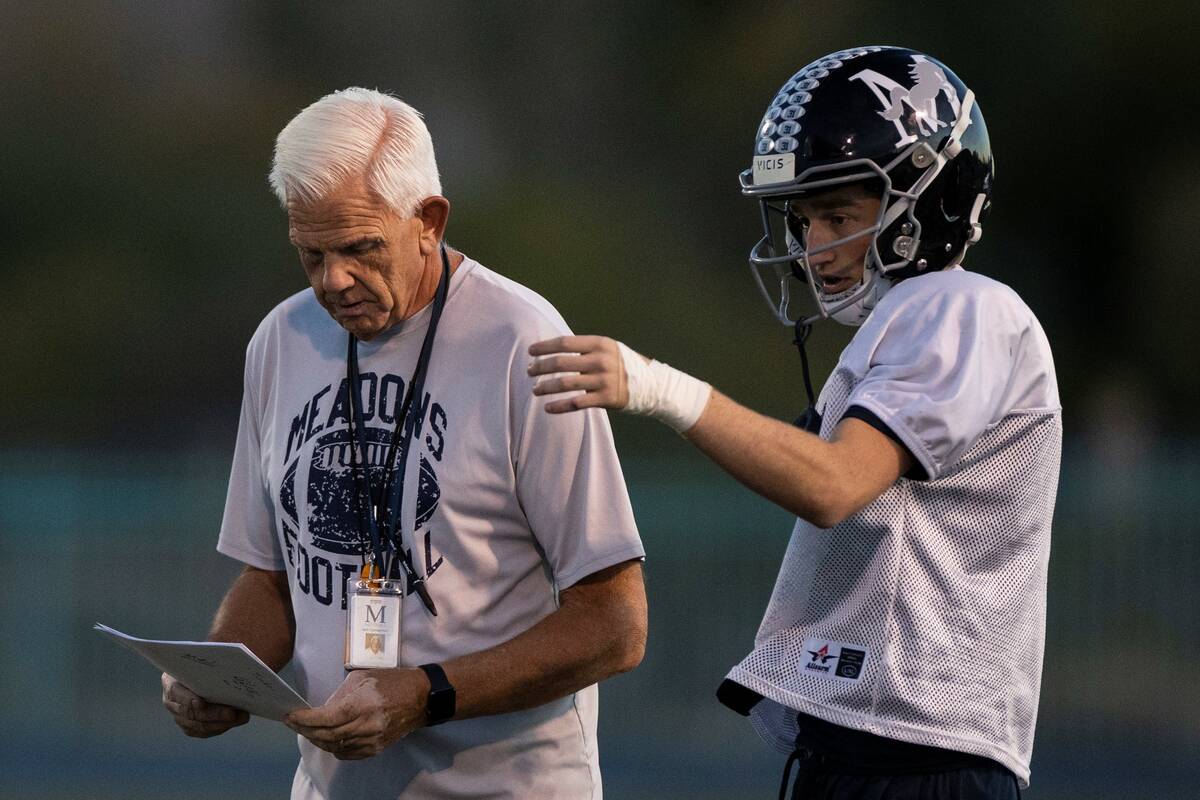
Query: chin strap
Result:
<box><xmin>792</xmin><ymin>320</ymin><xmax>820</xmax><ymax>432</ymax></box>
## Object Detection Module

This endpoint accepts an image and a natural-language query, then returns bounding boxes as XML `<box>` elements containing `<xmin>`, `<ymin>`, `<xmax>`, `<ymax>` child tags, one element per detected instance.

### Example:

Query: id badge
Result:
<box><xmin>345</xmin><ymin>579</ymin><xmax>402</xmax><ymax>669</ymax></box>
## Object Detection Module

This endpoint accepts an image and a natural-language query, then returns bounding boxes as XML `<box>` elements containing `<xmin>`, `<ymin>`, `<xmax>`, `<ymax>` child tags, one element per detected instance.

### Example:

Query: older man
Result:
<box><xmin>160</xmin><ymin>88</ymin><xmax>647</xmax><ymax>799</ymax></box>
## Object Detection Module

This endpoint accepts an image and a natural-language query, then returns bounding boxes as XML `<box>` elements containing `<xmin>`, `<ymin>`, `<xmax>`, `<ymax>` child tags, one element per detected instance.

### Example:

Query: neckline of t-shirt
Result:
<box><xmin>356</xmin><ymin>255</ymin><xmax>478</xmax><ymax>348</ymax></box>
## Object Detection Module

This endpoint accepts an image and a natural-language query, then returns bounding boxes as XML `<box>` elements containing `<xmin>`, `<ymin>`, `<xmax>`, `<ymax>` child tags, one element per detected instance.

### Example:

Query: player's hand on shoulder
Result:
<box><xmin>161</xmin><ymin>671</ymin><xmax>249</xmax><ymax>738</ymax></box>
<box><xmin>528</xmin><ymin>335</ymin><xmax>637</xmax><ymax>413</ymax></box>
<box><xmin>285</xmin><ymin>667</ymin><xmax>428</xmax><ymax>761</ymax></box>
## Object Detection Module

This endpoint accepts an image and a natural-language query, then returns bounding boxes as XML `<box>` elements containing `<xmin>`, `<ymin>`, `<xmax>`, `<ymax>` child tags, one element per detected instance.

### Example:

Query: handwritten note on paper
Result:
<box><xmin>93</xmin><ymin>623</ymin><xmax>310</xmax><ymax>721</ymax></box>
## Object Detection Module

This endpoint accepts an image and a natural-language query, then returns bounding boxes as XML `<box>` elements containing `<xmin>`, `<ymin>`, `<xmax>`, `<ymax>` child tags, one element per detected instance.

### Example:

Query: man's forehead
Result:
<box><xmin>287</xmin><ymin>191</ymin><xmax>393</xmax><ymax>244</ymax></box>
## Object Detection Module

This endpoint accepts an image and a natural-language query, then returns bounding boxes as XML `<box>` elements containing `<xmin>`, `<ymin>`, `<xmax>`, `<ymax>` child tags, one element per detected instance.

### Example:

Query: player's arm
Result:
<box><xmin>686</xmin><ymin>391</ymin><xmax>910</xmax><ymax>528</ymax></box>
<box><xmin>161</xmin><ymin>565</ymin><xmax>295</xmax><ymax>737</ymax></box>
<box><xmin>285</xmin><ymin>559</ymin><xmax>646</xmax><ymax>760</ymax></box>
<box><xmin>527</xmin><ymin>335</ymin><xmax>912</xmax><ymax>528</ymax></box>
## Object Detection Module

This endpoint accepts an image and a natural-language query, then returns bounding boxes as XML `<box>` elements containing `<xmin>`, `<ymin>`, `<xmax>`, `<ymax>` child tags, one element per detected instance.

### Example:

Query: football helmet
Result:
<box><xmin>741</xmin><ymin>46</ymin><xmax>994</xmax><ymax>327</ymax></box>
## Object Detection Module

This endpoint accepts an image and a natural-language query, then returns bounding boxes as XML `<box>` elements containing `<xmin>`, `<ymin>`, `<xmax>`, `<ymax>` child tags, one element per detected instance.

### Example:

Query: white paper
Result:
<box><xmin>93</xmin><ymin>622</ymin><xmax>310</xmax><ymax>721</ymax></box>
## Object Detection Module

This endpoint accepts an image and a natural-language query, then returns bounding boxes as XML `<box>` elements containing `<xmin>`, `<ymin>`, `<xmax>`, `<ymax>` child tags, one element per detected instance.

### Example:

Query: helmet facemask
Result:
<box><xmin>746</xmin><ymin>160</ymin><xmax>903</xmax><ymax>327</ymax></box>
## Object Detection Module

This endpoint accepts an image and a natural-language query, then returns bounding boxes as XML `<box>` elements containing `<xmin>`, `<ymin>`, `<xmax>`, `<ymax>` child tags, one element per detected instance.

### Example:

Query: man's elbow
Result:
<box><xmin>610</xmin><ymin>617</ymin><xmax>647</xmax><ymax>675</ymax></box>
<box><xmin>572</xmin><ymin>560</ymin><xmax>647</xmax><ymax>678</ymax></box>
<box><xmin>602</xmin><ymin>591</ymin><xmax>647</xmax><ymax>676</ymax></box>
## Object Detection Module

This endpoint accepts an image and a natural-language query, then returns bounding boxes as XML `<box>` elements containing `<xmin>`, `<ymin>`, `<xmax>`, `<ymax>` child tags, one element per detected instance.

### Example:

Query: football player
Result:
<box><xmin>528</xmin><ymin>46</ymin><xmax>1061</xmax><ymax>800</ymax></box>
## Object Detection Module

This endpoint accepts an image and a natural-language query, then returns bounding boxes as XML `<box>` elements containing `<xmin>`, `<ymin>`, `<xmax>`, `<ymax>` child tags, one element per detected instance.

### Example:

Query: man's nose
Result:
<box><xmin>322</xmin><ymin>254</ymin><xmax>355</xmax><ymax>294</ymax></box>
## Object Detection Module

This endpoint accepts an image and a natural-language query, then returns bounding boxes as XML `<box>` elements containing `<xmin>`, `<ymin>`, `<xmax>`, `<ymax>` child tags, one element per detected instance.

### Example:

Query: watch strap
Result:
<box><xmin>417</xmin><ymin>662</ymin><xmax>456</xmax><ymax>725</ymax></box>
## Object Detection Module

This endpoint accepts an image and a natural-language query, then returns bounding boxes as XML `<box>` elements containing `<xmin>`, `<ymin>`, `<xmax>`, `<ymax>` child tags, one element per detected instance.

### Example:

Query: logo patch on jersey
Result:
<box><xmin>801</xmin><ymin>638</ymin><xmax>869</xmax><ymax>682</ymax></box>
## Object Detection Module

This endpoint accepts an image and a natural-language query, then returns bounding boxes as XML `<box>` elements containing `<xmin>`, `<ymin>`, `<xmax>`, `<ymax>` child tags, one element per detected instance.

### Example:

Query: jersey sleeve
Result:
<box><xmin>843</xmin><ymin>279</ymin><xmax>1037</xmax><ymax>481</ymax></box>
<box><xmin>216</xmin><ymin>338</ymin><xmax>285</xmax><ymax>571</ymax></box>
<box><xmin>510</xmin><ymin>326</ymin><xmax>645</xmax><ymax>592</ymax></box>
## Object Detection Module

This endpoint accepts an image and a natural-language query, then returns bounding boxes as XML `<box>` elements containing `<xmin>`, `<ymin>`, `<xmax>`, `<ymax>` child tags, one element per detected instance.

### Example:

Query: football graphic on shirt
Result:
<box><xmin>415</xmin><ymin>455</ymin><xmax>440</xmax><ymax>530</ymax></box>
<box><xmin>291</xmin><ymin>425</ymin><xmax>442</xmax><ymax>556</ymax></box>
<box><xmin>280</xmin><ymin>458</ymin><xmax>299</xmax><ymax>529</ymax></box>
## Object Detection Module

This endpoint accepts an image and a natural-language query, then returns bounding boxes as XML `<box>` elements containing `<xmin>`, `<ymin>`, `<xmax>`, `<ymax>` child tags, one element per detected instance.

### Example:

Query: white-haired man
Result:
<box><xmin>160</xmin><ymin>87</ymin><xmax>647</xmax><ymax>799</ymax></box>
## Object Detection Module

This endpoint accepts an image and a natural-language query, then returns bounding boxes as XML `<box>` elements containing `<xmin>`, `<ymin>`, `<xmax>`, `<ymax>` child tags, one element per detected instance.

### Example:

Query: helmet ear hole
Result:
<box><xmin>876</xmin><ymin>212</ymin><xmax>914</xmax><ymax>272</ymax></box>
<box><xmin>966</xmin><ymin>192</ymin><xmax>988</xmax><ymax>244</ymax></box>
<box><xmin>907</xmin><ymin>154</ymin><xmax>974</xmax><ymax>272</ymax></box>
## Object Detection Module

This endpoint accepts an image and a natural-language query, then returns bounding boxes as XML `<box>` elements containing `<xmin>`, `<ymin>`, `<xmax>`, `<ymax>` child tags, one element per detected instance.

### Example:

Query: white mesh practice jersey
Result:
<box><xmin>726</xmin><ymin>267</ymin><xmax>1061</xmax><ymax>788</ymax></box>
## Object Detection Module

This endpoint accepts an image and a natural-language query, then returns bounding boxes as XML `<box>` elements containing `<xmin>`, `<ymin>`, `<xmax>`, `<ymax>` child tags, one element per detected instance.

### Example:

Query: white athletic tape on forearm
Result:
<box><xmin>618</xmin><ymin>341</ymin><xmax>712</xmax><ymax>433</ymax></box>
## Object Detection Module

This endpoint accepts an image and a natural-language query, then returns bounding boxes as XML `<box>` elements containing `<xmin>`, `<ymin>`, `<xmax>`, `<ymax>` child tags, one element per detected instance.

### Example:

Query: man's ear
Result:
<box><xmin>417</xmin><ymin>197</ymin><xmax>451</xmax><ymax>255</ymax></box>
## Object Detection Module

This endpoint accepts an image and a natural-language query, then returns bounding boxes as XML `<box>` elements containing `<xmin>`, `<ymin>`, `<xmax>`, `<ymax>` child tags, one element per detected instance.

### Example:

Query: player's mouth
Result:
<box><xmin>817</xmin><ymin>272</ymin><xmax>857</xmax><ymax>295</ymax></box>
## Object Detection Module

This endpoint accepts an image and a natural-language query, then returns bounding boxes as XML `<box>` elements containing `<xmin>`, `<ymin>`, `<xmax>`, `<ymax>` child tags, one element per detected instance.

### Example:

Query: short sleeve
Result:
<box><xmin>216</xmin><ymin>341</ymin><xmax>285</xmax><ymax>571</ymax></box>
<box><xmin>511</xmin><ymin>332</ymin><xmax>645</xmax><ymax>592</ymax></box>
<box><xmin>844</xmin><ymin>280</ymin><xmax>1034</xmax><ymax>481</ymax></box>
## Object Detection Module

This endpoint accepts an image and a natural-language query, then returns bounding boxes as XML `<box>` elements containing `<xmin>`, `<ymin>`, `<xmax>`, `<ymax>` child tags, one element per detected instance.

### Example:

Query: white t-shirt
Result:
<box><xmin>726</xmin><ymin>268</ymin><xmax>1061</xmax><ymax>788</ymax></box>
<box><xmin>217</xmin><ymin>255</ymin><xmax>645</xmax><ymax>799</ymax></box>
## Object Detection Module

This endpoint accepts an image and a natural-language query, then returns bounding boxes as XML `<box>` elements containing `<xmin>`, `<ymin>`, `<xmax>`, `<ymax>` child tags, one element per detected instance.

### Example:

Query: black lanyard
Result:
<box><xmin>344</xmin><ymin>245</ymin><xmax>450</xmax><ymax>616</ymax></box>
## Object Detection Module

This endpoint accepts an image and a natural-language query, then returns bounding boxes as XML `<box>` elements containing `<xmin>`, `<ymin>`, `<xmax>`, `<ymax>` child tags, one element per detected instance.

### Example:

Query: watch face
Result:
<box><xmin>420</xmin><ymin>663</ymin><xmax>456</xmax><ymax>724</ymax></box>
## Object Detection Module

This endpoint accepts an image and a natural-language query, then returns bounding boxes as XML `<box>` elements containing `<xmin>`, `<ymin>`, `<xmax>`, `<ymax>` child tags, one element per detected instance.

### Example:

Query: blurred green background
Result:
<box><xmin>2</xmin><ymin>2</ymin><xmax>1198</xmax><ymax>798</ymax></box>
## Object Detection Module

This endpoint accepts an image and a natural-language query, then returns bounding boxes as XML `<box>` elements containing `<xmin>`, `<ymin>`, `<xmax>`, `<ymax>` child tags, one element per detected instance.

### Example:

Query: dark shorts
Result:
<box><xmin>780</xmin><ymin>713</ymin><xmax>1021</xmax><ymax>800</ymax></box>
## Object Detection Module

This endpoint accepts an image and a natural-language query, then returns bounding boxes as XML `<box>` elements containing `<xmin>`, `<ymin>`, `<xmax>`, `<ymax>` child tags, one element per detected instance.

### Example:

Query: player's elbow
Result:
<box><xmin>796</xmin><ymin>419</ymin><xmax>914</xmax><ymax>527</ymax></box>
<box><xmin>818</xmin><ymin>488</ymin><xmax>866</xmax><ymax>527</ymax></box>
<box><xmin>792</xmin><ymin>474</ymin><xmax>866</xmax><ymax>529</ymax></box>
<box><xmin>795</xmin><ymin>502</ymin><xmax>845</xmax><ymax>530</ymax></box>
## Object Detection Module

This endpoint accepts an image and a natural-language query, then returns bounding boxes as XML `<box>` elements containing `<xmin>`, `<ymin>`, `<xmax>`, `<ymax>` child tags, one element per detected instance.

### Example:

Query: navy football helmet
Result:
<box><xmin>741</xmin><ymin>46</ymin><xmax>994</xmax><ymax>326</ymax></box>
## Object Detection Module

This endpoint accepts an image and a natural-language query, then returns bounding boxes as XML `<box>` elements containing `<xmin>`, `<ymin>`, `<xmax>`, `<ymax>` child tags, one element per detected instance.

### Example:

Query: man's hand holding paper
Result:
<box><xmin>161</xmin><ymin>672</ymin><xmax>250</xmax><ymax>738</ymax></box>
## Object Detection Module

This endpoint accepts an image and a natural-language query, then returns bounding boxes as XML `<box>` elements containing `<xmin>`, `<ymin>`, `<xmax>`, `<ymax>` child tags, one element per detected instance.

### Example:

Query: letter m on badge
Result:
<box><xmin>366</xmin><ymin>604</ymin><xmax>387</xmax><ymax>624</ymax></box>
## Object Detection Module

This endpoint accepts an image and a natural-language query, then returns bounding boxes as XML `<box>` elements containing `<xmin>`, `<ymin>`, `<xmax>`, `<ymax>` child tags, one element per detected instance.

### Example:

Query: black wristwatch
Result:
<box><xmin>417</xmin><ymin>663</ymin><xmax>456</xmax><ymax>726</ymax></box>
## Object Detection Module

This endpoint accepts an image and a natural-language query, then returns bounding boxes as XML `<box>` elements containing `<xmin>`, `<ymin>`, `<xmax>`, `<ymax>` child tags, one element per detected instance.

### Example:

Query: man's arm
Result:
<box><xmin>161</xmin><ymin>566</ymin><xmax>295</xmax><ymax>737</ymax></box>
<box><xmin>207</xmin><ymin>565</ymin><xmax>295</xmax><ymax>668</ymax></box>
<box><xmin>527</xmin><ymin>335</ymin><xmax>913</xmax><ymax>528</ymax></box>
<box><xmin>285</xmin><ymin>559</ymin><xmax>646</xmax><ymax>760</ymax></box>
